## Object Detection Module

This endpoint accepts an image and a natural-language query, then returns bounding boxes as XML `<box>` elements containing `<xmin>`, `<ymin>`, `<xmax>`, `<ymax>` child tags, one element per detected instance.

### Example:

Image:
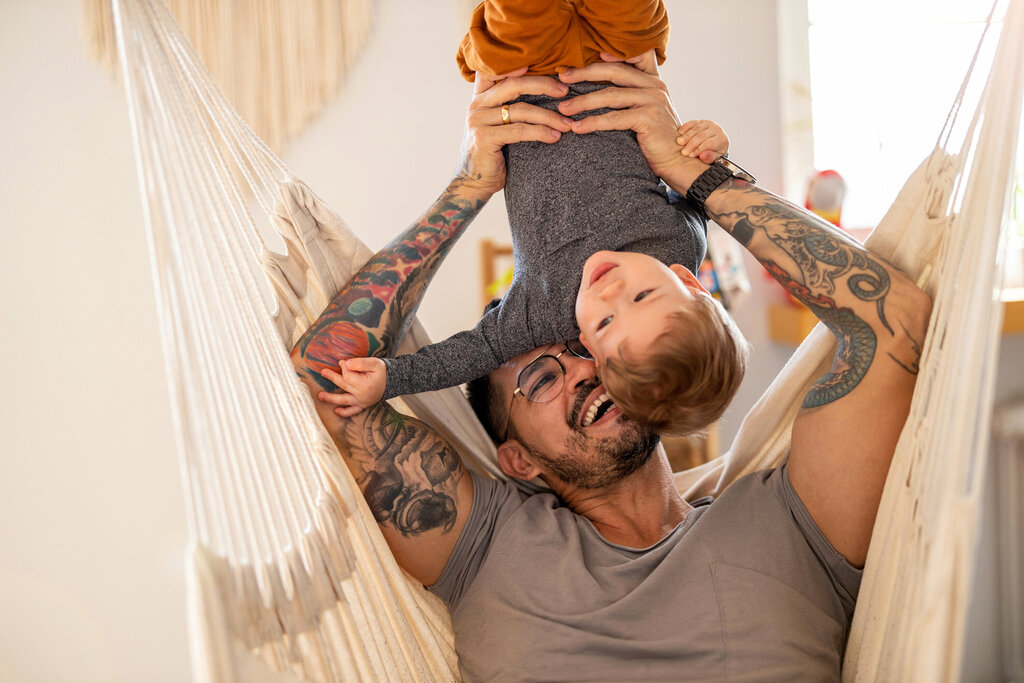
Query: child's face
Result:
<box><xmin>575</xmin><ymin>251</ymin><xmax>709</xmax><ymax>366</ymax></box>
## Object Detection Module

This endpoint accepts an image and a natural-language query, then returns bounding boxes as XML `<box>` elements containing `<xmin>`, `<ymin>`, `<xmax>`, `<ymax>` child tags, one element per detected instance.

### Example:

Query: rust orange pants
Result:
<box><xmin>456</xmin><ymin>0</ymin><xmax>669</xmax><ymax>81</ymax></box>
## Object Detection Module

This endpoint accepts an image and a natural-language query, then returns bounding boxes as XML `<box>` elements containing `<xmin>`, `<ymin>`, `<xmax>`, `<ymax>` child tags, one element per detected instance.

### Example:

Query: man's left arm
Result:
<box><xmin>700</xmin><ymin>184</ymin><xmax>931</xmax><ymax>567</ymax></box>
<box><xmin>557</xmin><ymin>61</ymin><xmax>932</xmax><ymax>566</ymax></box>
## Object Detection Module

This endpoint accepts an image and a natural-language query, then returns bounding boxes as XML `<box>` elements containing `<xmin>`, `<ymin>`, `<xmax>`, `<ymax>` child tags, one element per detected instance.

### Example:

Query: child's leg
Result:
<box><xmin>575</xmin><ymin>0</ymin><xmax>669</xmax><ymax>67</ymax></box>
<box><xmin>456</xmin><ymin>0</ymin><xmax>670</xmax><ymax>82</ymax></box>
<box><xmin>457</xmin><ymin>0</ymin><xmax>577</xmax><ymax>81</ymax></box>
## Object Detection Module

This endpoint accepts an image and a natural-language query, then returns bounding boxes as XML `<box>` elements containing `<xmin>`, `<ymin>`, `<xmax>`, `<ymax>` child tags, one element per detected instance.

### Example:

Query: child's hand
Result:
<box><xmin>676</xmin><ymin>120</ymin><xmax>730</xmax><ymax>164</ymax></box>
<box><xmin>317</xmin><ymin>357</ymin><xmax>387</xmax><ymax>418</ymax></box>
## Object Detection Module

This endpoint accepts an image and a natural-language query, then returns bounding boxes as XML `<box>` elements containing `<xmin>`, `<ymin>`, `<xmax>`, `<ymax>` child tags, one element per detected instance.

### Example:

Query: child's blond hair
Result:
<box><xmin>601</xmin><ymin>296</ymin><xmax>748</xmax><ymax>437</ymax></box>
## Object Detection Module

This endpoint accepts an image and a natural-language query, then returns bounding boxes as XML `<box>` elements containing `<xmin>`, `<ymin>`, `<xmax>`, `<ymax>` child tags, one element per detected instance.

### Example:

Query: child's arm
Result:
<box><xmin>382</xmin><ymin>304</ymin><xmax>510</xmax><ymax>399</ymax></box>
<box><xmin>676</xmin><ymin>120</ymin><xmax>729</xmax><ymax>164</ymax></box>
<box><xmin>319</xmin><ymin>302</ymin><xmax>513</xmax><ymax>417</ymax></box>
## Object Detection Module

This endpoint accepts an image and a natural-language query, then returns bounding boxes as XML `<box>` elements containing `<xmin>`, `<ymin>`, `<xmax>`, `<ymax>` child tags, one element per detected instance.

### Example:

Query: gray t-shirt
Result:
<box><xmin>430</xmin><ymin>465</ymin><xmax>861</xmax><ymax>682</ymax></box>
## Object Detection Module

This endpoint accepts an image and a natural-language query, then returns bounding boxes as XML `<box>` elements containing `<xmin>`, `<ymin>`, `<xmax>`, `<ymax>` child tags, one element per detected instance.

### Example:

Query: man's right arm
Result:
<box><xmin>291</xmin><ymin>72</ymin><xmax>573</xmax><ymax>585</ymax></box>
<box><xmin>291</xmin><ymin>177</ymin><xmax>489</xmax><ymax>584</ymax></box>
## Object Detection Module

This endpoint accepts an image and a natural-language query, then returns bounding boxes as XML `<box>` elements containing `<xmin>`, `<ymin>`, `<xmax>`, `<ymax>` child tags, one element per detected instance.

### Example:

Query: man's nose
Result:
<box><xmin>563</xmin><ymin>354</ymin><xmax>597</xmax><ymax>392</ymax></box>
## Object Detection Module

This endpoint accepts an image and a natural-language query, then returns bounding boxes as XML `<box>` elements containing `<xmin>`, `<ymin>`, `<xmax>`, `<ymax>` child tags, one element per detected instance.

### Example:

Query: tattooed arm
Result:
<box><xmin>701</xmin><ymin>181</ymin><xmax>931</xmax><ymax>567</ymax></box>
<box><xmin>291</xmin><ymin>72</ymin><xmax>572</xmax><ymax>585</ymax></box>
<box><xmin>291</xmin><ymin>181</ymin><xmax>485</xmax><ymax>583</ymax></box>
<box><xmin>559</xmin><ymin>61</ymin><xmax>932</xmax><ymax>567</ymax></box>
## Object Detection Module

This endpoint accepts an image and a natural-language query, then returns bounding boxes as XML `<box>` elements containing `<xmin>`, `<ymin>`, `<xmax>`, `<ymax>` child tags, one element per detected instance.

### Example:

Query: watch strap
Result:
<box><xmin>685</xmin><ymin>162</ymin><xmax>733</xmax><ymax>217</ymax></box>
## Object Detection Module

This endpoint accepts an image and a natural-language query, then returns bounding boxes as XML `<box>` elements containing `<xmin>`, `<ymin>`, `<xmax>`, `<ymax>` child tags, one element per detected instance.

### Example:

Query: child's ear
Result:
<box><xmin>670</xmin><ymin>264</ymin><xmax>711</xmax><ymax>295</ymax></box>
<box><xmin>497</xmin><ymin>440</ymin><xmax>542</xmax><ymax>481</ymax></box>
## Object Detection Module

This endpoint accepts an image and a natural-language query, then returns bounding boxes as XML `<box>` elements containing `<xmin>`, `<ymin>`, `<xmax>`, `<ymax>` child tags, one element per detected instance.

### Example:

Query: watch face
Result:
<box><xmin>718</xmin><ymin>158</ymin><xmax>756</xmax><ymax>184</ymax></box>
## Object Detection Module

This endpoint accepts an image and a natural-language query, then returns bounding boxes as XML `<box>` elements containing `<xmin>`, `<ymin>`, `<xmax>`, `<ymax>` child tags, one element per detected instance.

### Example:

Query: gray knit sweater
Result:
<box><xmin>382</xmin><ymin>82</ymin><xmax>706</xmax><ymax>399</ymax></box>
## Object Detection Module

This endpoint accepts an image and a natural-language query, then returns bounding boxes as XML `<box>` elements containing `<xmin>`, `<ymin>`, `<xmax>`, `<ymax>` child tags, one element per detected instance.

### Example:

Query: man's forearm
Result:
<box><xmin>552</xmin><ymin>58</ymin><xmax>930</xmax><ymax>400</ymax></box>
<box><xmin>291</xmin><ymin>178</ymin><xmax>490</xmax><ymax>390</ymax></box>
<box><xmin>693</xmin><ymin>176</ymin><xmax>928</xmax><ymax>407</ymax></box>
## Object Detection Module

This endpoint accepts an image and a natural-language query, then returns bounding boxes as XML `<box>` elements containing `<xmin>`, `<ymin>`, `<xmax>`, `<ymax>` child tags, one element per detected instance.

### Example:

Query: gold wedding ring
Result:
<box><xmin>501</xmin><ymin>104</ymin><xmax>512</xmax><ymax>125</ymax></box>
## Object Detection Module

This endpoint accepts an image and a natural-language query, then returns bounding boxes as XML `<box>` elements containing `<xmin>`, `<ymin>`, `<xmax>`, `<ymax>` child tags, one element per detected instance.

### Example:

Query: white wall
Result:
<box><xmin>0</xmin><ymin>0</ymin><xmax>1015</xmax><ymax>680</ymax></box>
<box><xmin>0</xmin><ymin>2</ymin><xmax>186</xmax><ymax>681</ymax></box>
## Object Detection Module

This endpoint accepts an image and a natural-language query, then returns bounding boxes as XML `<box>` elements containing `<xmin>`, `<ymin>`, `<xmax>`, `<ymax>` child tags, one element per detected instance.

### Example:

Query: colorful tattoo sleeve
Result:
<box><xmin>291</xmin><ymin>181</ymin><xmax>484</xmax><ymax>535</ymax></box>
<box><xmin>709</xmin><ymin>182</ymin><xmax>924</xmax><ymax>409</ymax></box>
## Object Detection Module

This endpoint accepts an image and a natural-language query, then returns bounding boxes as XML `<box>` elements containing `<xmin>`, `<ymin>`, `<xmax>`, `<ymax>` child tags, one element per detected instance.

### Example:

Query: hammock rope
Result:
<box><xmin>111</xmin><ymin>0</ymin><xmax>1023</xmax><ymax>680</ymax></box>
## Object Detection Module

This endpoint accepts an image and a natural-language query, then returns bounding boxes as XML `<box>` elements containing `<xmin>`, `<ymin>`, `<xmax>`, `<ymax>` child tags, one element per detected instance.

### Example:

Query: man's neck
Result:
<box><xmin>559</xmin><ymin>450</ymin><xmax>691</xmax><ymax>548</ymax></box>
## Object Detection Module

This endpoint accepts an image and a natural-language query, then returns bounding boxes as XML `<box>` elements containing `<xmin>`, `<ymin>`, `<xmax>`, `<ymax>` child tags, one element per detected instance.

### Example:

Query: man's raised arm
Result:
<box><xmin>290</xmin><ymin>178</ymin><xmax>487</xmax><ymax>584</ymax></box>
<box><xmin>290</xmin><ymin>72</ymin><xmax>573</xmax><ymax>585</ymax></box>
<box><xmin>698</xmin><ymin>182</ymin><xmax>930</xmax><ymax>567</ymax></box>
<box><xmin>558</xmin><ymin>60</ymin><xmax>932</xmax><ymax>567</ymax></box>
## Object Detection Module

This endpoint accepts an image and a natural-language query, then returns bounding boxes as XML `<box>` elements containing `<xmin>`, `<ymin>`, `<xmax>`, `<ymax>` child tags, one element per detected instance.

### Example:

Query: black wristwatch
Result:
<box><xmin>685</xmin><ymin>156</ymin><xmax>756</xmax><ymax>217</ymax></box>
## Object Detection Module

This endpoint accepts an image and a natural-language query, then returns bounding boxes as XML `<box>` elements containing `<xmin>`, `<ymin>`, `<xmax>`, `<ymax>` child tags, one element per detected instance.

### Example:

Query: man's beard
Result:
<box><xmin>519</xmin><ymin>380</ymin><xmax>661</xmax><ymax>490</ymax></box>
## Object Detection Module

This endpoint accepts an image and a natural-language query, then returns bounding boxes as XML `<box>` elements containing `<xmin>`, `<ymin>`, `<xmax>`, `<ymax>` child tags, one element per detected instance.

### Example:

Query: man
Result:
<box><xmin>291</xmin><ymin>59</ymin><xmax>931</xmax><ymax>680</ymax></box>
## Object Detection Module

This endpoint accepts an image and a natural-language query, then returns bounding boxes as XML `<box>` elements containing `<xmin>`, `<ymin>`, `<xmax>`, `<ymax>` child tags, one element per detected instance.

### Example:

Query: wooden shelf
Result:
<box><xmin>1003</xmin><ymin>288</ymin><xmax>1024</xmax><ymax>334</ymax></box>
<box><xmin>767</xmin><ymin>303</ymin><xmax>820</xmax><ymax>345</ymax></box>
<box><xmin>768</xmin><ymin>291</ymin><xmax>1024</xmax><ymax>346</ymax></box>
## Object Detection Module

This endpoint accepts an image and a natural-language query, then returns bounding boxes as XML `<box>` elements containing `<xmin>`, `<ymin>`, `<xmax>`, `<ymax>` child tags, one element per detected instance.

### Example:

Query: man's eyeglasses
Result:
<box><xmin>501</xmin><ymin>339</ymin><xmax>593</xmax><ymax>442</ymax></box>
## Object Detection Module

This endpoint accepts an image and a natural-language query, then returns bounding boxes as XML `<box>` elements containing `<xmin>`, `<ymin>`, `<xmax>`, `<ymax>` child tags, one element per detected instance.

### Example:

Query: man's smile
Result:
<box><xmin>572</xmin><ymin>381</ymin><xmax>621</xmax><ymax>429</ymax></box>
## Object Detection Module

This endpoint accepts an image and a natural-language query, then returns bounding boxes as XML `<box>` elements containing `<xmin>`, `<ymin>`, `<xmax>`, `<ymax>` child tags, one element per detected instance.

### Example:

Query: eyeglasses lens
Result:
<box><xmin>518</xmin><ymin>357</ymin><xmax>565</xmax><ymax>402</ymax></box>
<box><xmin>564</xmin><ymin>338</ymin><xmax>592</xmax><ymax>359</ymax></box>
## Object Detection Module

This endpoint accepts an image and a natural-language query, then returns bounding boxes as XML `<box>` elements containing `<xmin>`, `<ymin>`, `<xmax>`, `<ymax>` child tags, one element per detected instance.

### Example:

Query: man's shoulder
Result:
<box><xmin>428</xmin><ymin>472</ymin><xmax>567</xmax><ymax>606</ymax></box>
<box><xmin>698</xmin><ymin>466</ymin><xmax>821</xmax><ymax>547</ymax></box>
<box><xmin>704</xmin><ymin>467</ymin><xmax>786</xmax><ymax>512</ymax></box>
<box><xmin>471</xmin><ymin>472</ymin><xmax>577</xmax><ymax>533</ymax></box>
<box><xmin>696</xmin><ymin>466</ymin><xmax>862</xmax><ymax>622</ymax></box>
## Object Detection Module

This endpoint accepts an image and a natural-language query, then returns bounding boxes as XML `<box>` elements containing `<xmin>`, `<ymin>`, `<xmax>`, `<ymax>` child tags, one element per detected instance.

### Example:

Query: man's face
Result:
<box><xmin>494</xmin><ymin>343</ymin><xmax>660</xmax><ymax>490</ymax></box>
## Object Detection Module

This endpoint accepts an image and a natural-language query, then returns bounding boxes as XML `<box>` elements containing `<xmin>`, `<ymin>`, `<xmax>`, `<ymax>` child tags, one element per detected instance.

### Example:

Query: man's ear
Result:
<box><xmin>669</xmin><ymin>263</ymin><xmax>711</xmax><ymax>295</ymax></box>
<box><xmin>497</xmin><ymin>440</ymin><xmax>543</xmax><ymax>481</ymax></box>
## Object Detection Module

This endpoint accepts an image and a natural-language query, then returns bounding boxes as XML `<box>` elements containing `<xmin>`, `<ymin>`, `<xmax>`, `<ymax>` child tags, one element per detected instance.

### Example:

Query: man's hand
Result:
<box><xmin>556</xmin><ymin>56</ymin><xmax>703</xmax><ymax>190</ymax></box>
<box><xmin>457</xmin><ymin>68</ymin><xmax>575</xmax><ymax>197</ymax></box>
<box><xmin>317</xmin><ymin>357</ymin><xmax>387</xmax><ymax>418</ymax></box>
<box><xmin>599</xmin><ymin>50</ymin><xmax>659</xmax><ymax>76</ymax></box>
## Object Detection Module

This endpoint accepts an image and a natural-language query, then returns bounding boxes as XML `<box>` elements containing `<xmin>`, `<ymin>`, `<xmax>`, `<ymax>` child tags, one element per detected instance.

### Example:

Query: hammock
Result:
<box><xmin>111</xmin><ymin>0</ymin><xmax>1023</xmax><ymax>680</ymax></box>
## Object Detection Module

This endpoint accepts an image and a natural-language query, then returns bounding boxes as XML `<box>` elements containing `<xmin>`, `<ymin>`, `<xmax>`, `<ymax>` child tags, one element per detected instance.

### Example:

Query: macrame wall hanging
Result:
<box><xmin>84</xmin><ymin>0</ymin><xmax>374</xmax><ymax>152</ymax></box>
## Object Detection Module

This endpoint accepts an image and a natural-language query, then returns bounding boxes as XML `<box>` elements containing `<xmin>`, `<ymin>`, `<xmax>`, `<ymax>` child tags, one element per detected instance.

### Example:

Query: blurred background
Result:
<box><xmin>0</xmin><ymin>0</ymin><xmax>1020</xmax><ymax>680</ymax></box>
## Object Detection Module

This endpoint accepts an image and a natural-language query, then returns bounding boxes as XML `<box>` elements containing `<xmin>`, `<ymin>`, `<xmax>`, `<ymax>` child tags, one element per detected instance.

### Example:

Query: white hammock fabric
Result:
<box><xmin>112</xmin><ymin>0</ymin><xmax>1022</xmax><ymax>680</ymax></box>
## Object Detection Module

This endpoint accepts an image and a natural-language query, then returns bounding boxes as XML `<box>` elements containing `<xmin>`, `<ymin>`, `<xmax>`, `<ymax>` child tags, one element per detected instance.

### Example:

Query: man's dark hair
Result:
<box><xmin>465</xmin><ymin>297</ymin><xmax>505</xmax><ymax>444</ymax></box>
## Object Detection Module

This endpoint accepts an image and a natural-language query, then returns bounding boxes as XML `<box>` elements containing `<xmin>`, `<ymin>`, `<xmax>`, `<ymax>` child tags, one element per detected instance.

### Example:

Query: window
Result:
<box><xmin>806</xmin><ymin>0</ymin><xmax>1006</xmax><ymax>229</ymax></box>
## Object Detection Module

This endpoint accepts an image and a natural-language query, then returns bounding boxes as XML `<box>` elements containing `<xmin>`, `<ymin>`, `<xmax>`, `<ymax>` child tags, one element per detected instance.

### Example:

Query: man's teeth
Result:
<box><xmin>582</xmin><ymin>393</ymin><xmax>612</xmax><ymax>427</ymax></box>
